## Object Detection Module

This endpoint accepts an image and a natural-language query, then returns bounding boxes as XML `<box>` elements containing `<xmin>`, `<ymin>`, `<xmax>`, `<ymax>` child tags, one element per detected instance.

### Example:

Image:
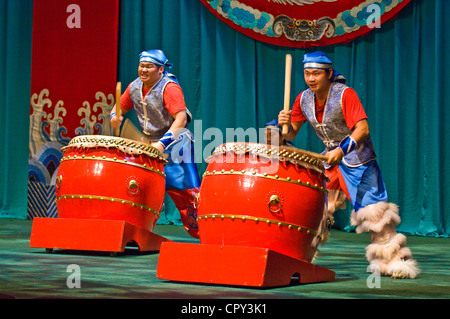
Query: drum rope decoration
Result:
<box><xmin>197</xmin><ymin>142</ymin><xmax>329</xmax><ymax>263</ymax></box>
<box><xmin>62</xmin><ymin>135</ymin><xmax>168</xmax><ymax>163</ymax></box>
<box><xmin>55</xmin><ymin>135</ymin><xmax>167</xmax><ymax>232</ymax></box>
<box><xmin>208</xmin><ymin>142</ymin><xmax>327</xmax><ymax>175</ymax></box>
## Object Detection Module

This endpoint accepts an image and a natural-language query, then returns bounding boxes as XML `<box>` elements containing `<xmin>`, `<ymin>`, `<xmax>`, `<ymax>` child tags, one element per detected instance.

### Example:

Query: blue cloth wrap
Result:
<box><xmin>339</xmin><ymin>135</ymin><xmax>357</xmax><ymax>155</ymax></box>
<box><xmin>159</xmin><ymin>131</ymin><xmax>176</xmax><ymax>149</ymax></box>
<box><xmin>164</xmin><ymin>132</ymin><xmax>200</xmax><ymax>191</ymax></box>
<box><xmin>338</xmin><ymin>160</ymin><xmax>388</xmax><ymax>212</ymax></box>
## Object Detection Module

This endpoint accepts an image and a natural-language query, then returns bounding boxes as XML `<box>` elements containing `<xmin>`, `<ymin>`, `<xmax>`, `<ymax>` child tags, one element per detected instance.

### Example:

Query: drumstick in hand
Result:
<box><xmin>114</xmin><ymin>82</ymin><xmax>121</xmax><ymax>137</ymax></box>
<box><xmin>282</xmin><ymin>54</ymin><xmax>292</xmax><ymax>135</ymax></box>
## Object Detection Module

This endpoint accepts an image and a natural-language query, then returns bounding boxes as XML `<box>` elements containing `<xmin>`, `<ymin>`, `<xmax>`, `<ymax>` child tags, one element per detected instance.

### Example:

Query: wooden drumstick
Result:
<box><xmin>282</xmin><ymin>54</ymin><xmax>292</xmax><ymax>135</ymax></box>
<box><xmin>115</xmin><ymin>82</ymin><xmax>121</xmax><ymax>137</ymax></box>
<box><xmin>282</xmin><ymin>145</ymin><xmax>329</xmax><ymax>162</ymax></box>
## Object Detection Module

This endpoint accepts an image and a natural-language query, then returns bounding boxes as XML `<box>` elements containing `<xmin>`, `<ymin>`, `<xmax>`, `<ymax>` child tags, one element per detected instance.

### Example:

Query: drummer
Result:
<box><xmin>110</xmin><ymin>49</ymin><xmax>200</xmax><ymax>239</ymax></box>
<box><xmin>278</xmin><ymin>51</ymin><xmax>419</xmax><ymax>279</ymax></box>
<box><xmin>263</xmin><ymin>119</ymin><xmax>294</xmax><ymax>147</ymax></box>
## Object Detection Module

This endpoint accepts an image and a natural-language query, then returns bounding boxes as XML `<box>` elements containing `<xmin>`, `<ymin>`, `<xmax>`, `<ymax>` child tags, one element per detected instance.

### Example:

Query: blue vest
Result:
<box><xmin>129</xmin><ymin>74</ymin><xmax>175</xmax><ymax>140</ymax></box>
<box><xmin>300</xmin><ymin>82</ymin><xmax>376</xmax><ymax>167</ymax></box>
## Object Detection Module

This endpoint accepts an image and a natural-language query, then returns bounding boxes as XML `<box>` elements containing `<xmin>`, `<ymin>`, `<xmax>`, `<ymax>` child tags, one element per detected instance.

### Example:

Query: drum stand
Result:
<box><xmin>30</xmin><ymin>217</ymin><xmax>171</xmax><ymax>256</ymax></box>
<box><xmin>156</xmin><ymin>242</ymin><xmax>335</xmax><ymax>288</ymax></box>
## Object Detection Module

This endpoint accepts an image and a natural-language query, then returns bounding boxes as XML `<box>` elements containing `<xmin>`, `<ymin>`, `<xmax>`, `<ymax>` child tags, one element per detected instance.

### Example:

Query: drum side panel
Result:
<box><xmin>56</xmin><ymin>157</ymin><xmax>165</xmax><ymax>232</ymax></box>
<box><xmin>198</xmin><ymin>174</ymin><xmax>326</xmax><ymax>262</ymax></box>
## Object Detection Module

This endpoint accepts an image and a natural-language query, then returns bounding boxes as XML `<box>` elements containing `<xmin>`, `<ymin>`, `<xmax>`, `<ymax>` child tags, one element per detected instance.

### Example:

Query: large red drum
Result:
<box><xmin>197</xmin><ymin>143</ymin><xmax>328</xmax><ymax>262</ymax></box>
<box><xmin>55</xmin><ymin>135</ymin><xmax>167</xmax><ymax>232</ymax></box>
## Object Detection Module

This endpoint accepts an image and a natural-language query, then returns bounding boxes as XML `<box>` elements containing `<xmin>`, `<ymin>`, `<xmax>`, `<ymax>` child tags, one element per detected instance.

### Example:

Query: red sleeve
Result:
<box><xmin>342</xmin><ymin>88</ymin><xmax>368</xmax><ymax>130</ymax></box>
<box><xmin>291</xmin><ymin>92</ymin><xmax>306</xmax><ymax>122</ymax></box>
<box><xmin>163</xmin><ymin>82</ymin><xmax>187</xmax><ymax>116</ymax></box>
<box><xmin>120</xmin><ymin>83</ymin><xmax>134</xmax><ymax>112</ymax></box>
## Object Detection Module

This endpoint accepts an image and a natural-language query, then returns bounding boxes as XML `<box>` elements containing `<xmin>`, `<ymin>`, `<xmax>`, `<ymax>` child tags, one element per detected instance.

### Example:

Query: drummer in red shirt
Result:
<box><xmin>110</xmin><ymin>49</ymin><xmax>200</xmax><ymax>239</ymax></box>
<box><xmin>278</xmin><ymin>51</ymin><xmax>419</xmax><ymax>279</ymax></box>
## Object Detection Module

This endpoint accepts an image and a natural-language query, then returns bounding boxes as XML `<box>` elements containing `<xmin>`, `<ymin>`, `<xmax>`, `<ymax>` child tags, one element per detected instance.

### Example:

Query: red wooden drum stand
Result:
<box><xmin>30</xmin><ymin>135</ymin><xmax>171</xmax><ymax>255</ymax></box>
<box><xmin>157</xmin><ymin>143</ymin><xmax>335</xmax><ymax>287</ymax></box>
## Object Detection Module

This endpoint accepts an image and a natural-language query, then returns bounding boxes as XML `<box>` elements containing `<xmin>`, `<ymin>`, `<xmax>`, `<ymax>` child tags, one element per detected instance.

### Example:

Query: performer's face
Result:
<box><xmin>265</xmin><ymin>128</ymin><xmax>282</xmax><ymax>146</ymax></box>
<box><xmin>304</xmin><ymin>68</ymin><xmax>332</xmax><ymax>93</ymax></box>
<box><xmin>138</xmin><ymin>62</ymin><xmax>164</xmax><ymax>87</ymax></box>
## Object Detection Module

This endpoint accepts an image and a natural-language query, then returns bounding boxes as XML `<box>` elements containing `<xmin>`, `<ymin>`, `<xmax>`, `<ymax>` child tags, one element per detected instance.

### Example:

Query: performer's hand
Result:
<box><xmin>326</xmin><ymin>148</ymin><xmax>344</xmax><ymax>166</ymax></box>
<box><xmin>151</xmin><ymin>142</ymin><xmax>165</xmax><ymax>154</ymax></box>
<box><xmin>110</xmin><ymin>115</ymin><xmax>123</xmax><ymax>128</ymax></box>
<box><xmin>278</xmin><ymin>110</ymin><xmax>292</xmax><ymax>127</ymax></box>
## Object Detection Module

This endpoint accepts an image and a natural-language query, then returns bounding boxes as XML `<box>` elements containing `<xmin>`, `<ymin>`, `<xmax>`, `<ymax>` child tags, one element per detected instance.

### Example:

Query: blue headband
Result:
<box><xmin>139</xmin><ymin>49</ymin><xmax>173</xmax><ymax>69</ymax></box>
<box><xmin>264</xmin><ymin>119</ymin><xmax>281</xmax><ymax>132</ymax></box>
<box><xmin>303</xmin><ymin>51</ymin><xmax>346</xmax><ymax>84</ymax></box>
<box><xmin>303</xmin><ymin>51</ymin><xmax>332</xmax><ymax>70</ymax></box>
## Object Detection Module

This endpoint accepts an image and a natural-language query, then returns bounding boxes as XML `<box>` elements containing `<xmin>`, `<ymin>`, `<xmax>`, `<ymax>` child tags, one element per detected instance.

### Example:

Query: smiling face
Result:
<box><xmin>138</xmin><ymin>62</ymin><xmax>164</xmax><ymax>88</ymax></box>
<box><xmin>304</xmin><ymin>68</ymin><xmax>333</xmax><ymax>94</ymax></box>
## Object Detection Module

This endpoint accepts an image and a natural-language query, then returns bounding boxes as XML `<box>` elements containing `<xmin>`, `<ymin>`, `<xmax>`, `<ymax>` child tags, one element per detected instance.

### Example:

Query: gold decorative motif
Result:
<box><xmin>56</xmin><ymin>194</ymin><xmax>160</xmax><ymax>218</ymax></box>
<box><xmin>197</xmin><ymin>214</ymin><xmax>317</xmax><ymax>236</ymax></box>
<box><xmin>77</xmin><ymin>91</ymin><xmax>115</xmax><ymax>135</ymax></box>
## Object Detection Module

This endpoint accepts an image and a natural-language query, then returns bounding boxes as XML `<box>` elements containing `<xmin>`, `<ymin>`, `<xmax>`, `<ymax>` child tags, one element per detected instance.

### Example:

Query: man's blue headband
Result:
<box><xmin>303</xmin><ymin>51</ymin><xmax>332</xmax><ymax>70</ymax></box>
<box><xmin>303</xmin><ymin>51</ymin><xmax>346</xmax><ymax>84</ymax></box>
<box><xmin>139</xmin><ymin>49</ymin><xmax>173</xmax><ymax>69</ymax></box>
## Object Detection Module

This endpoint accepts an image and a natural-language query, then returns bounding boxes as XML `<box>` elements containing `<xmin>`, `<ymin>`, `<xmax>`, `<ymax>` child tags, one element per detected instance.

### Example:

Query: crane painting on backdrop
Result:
<box><xmin>199</xmin><ymin>0</ymin><xmax>412</xmax><ymax>48</ymax></box>
<box><xmin>28</xmin><ymin>0</ymin><xmax>119</xmax><ymax>219</ymax></box>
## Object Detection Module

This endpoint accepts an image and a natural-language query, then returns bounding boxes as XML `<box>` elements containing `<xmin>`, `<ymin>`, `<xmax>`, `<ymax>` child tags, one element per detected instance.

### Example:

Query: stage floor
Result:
<box><xmin>0</xmin><ymin>218</ymin><xmax>448</xmax><ymax>300</ymax></box>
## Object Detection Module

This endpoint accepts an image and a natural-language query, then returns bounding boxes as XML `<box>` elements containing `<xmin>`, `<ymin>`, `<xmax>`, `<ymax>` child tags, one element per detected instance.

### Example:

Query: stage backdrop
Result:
<box><xmin>199</xmin><ymin>0</ymin><xmax>412</xmax><ymax>47</ymax></box>
<box><xmin>117</xmin><ymin>0</ymin><xmax>448</xmax><ymax>236</ymax></box>
<box><xmin>27</xmin><ymin>0</ymin><xmax>119</xmax><ymax>219</ymax></box>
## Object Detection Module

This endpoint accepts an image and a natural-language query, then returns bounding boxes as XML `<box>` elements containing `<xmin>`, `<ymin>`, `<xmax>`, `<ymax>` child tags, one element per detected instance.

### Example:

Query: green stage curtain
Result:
<box><xmin>118</xmin><ymin>0</ymin><xmax>449</xmax><ymax>237</ymax></box>
<box><xmin>0</xmin><ymin>0</ymin><xmax>33</xmax><ymax>219</ymax></box>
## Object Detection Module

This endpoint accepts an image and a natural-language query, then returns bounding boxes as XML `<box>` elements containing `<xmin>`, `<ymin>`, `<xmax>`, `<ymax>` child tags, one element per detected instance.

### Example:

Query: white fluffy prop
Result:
<box><xmin>350</xmin><ymin>202</ymin><xmax>420</xmax><ymax>279</ymax></box>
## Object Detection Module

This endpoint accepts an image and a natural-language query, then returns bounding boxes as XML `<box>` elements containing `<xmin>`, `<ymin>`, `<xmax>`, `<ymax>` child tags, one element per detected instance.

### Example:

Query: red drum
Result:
<box><xmin>197</xmin><ymin>143</ymin><xmax>328</xmax><ymax>262</ymax></box>
<box><xmin>55</xmin><ymin>135</ymin><xmax>167</xmax><ymax>232</ymax></box>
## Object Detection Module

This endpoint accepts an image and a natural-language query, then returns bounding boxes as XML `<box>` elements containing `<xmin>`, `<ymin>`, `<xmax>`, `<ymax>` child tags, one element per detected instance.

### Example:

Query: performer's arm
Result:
<box><xmin>151</xmin><ymin>110</ymin><xmax>187</xmax><ymax>153</ymax></box>
<box><xmin>349</xmin><ymin>119</ymin><xmax>369</xmax><ymax>145</ymax></box>
<box><xmin>151</xmin><ymin>83</ymin><xmax>188</xmax><ymax>153</ymax></box>
<box><xmin>326</xmin><ymin>119</ymin><xmax>370</xmax><ymax>166</ymax></box>
<box><xmin>165</xmin><ymin>110</ymin><xmax>188</xmax><ymax>138</ymax></box>
<box><xmin>278</xmin><ymin>93</ymin><xmax>306</xmax><ymax>141</ymax></box>
<box><xmin>278</xmin><ymin>109</ymin><xmax>305</xmax><ymax>141</ymax></box>
<box><xmin>326</xmin><ymin>89</ymin><xmax>369</xmax><ymax>166</ymax></box>
<box><xmin>110</xmin><ymin>84</ymin><xmax>132</xmax><ymax>128</ymax></box>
